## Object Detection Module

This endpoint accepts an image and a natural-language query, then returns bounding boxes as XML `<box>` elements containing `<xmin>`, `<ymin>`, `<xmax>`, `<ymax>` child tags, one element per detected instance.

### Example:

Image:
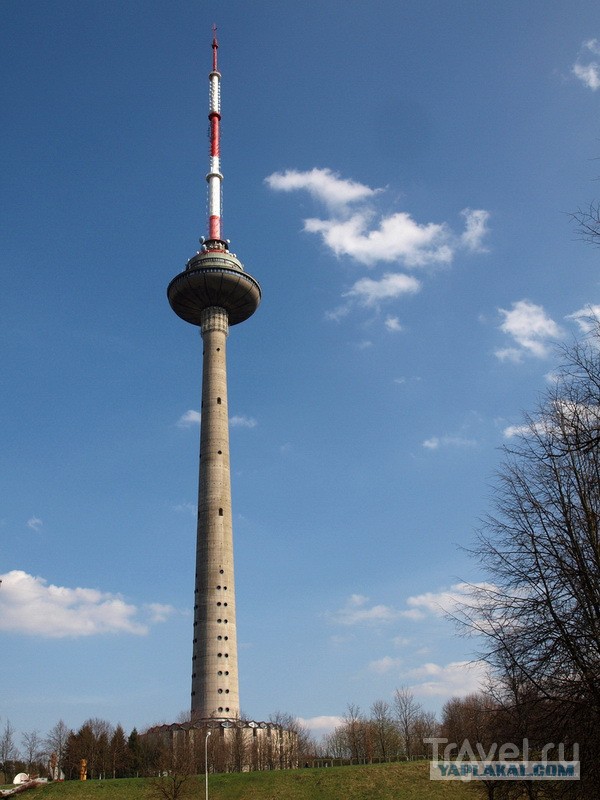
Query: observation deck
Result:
<box><xmin>167</xmin><ymin>241</ymin><xmax>261</xmax><ymax>326</ymax></box>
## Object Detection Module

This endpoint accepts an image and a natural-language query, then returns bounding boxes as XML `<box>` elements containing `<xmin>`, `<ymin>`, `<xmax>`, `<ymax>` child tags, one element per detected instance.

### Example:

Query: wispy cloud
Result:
<box><xmin>407</xmin><ymin>659</ymin><xmax>489</xmax><ymax>697</ymax></box>
<box><xmin>173</xmin><ymin>501</ymin><xmax>196</xmax><ymax>515</ymax></box>
<box><xmin>405</xmin><ymin>583</ymin><xmax>481</xmax><ymax>617</ymax></box>
<box><xmin>327</xmin><ymin>594</ymin><xmax>416</xmax><ymax>626</ymax></box>
<box><xmin>27</xmin><ymin>517</ymin><xmax>43</xmax><ymax>532</ymax></box>
<box><xmin>572</xmin><ymin>39</ymin><xmax>600</xmax><ymax>90</ymax></box>
<box><xmin>385</xmin><ymin>316</ymin><xmax>403</xmax><ymax>332</ymax></box>
<box><xmin>368</xmin><ymin>655</ymin><xmax>403</xmax><ymax>674</ymax></box>
<box><xmin>496</xmin><ymin>300</ymin><xmax>563</xmax><ymax>361</ymax></box>
<box><xmin>229</xmin><ymin>414</ymin><xmax>258</xmax><ymax>428</ymax></box>
<box><xmin>345</xmin><ymin>274</ymin><xmax>421</xmax><ymax>306</ymax></box>
<box><xmin>177</xmin><ymin>409</ymin><xmax>201</xmax><ymax>428</ymax></box>
<box><xmin>460</xmin><ymin>208</ymin><xmax>490</xmax><ymax>253</ymax></box>
<box><xmin>298</xmin><ymin>715</ymin><xmax>344</xmax><ymax>736</ymax></box>
<box><xmin>422</xmin><ymin>435</ymin><xmax>477</xmax><ymax>450</ymax></box>
<box><xmin>566</xmin><ymin>305</ymin><xmax>600</xmax><ymax>333</ymax></box>
<box><xmin>0</xmin><ymin>570</ymin><xmax>175</xmax><ymax>638</ymax></box>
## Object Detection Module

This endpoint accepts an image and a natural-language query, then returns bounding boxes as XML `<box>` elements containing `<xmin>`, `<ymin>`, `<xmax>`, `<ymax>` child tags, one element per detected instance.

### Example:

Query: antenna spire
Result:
<box><xmin>207</xmin><ymin>27</ymin><xmax>223</xmax><ymax>244</ymax></box>
<box><xmin>212</xmin><ymin>24</ymin><xmax>218</xmax><ymax>71</ymax></box>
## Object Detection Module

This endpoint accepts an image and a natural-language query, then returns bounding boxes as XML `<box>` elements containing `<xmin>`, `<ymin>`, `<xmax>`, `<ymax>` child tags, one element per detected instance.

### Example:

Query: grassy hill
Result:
<box><xmin>24</xmin><ymin>762</ymin><xmax>478</xmax><ymax>800</ymax></box>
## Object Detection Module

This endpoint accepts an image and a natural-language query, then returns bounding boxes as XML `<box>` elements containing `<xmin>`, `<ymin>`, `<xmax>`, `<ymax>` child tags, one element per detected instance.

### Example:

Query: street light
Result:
<box><xmin>204</xmin><ymin>731</ymin><xmax>211</xmax><ymax>800</ymax></box>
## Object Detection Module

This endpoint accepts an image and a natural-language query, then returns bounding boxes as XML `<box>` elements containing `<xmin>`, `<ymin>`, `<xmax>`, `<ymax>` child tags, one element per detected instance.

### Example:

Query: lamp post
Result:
<box><xmin>204</xmin><ymin>731</ymin><xmax>211</xmax><ymax>800</ymax></box>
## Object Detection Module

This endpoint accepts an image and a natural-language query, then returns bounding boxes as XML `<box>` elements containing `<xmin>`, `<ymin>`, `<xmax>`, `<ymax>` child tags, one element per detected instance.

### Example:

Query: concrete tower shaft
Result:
<box><xmin>192</xmin><ymin>306</ymin><xmax>239</xmax><ymax>719</ymax></box>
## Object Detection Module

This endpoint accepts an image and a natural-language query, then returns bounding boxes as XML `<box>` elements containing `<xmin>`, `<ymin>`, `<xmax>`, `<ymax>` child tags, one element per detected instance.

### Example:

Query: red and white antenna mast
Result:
<box><xmin>207</xmin><ymin>25</ymin><xmax>223</xmax><ymax>245</ymax></box>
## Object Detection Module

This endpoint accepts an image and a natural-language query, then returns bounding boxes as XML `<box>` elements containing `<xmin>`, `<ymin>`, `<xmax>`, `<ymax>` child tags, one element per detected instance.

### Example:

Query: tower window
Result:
<box><xmin>218</xmin><ymin>508</ymin><xmax>223</xmax><ymax>516</ymax></box>
<box><xmin>217</xmin><ymin>397</ymin><xmax>222</xmax><ymax>404</ymax></box>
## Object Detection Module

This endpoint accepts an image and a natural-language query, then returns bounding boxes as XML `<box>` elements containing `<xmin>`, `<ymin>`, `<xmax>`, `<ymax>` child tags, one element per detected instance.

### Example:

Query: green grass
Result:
<box><xmin>25</xmin><ymin>762</ymin><xmax>478</xmax><ymax>800</ymax></box>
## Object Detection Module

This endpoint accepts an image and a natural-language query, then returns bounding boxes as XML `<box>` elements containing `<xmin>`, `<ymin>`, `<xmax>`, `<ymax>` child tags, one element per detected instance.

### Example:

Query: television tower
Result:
<box><xmin>167</xmin><ymin>29</ymin><xmax>261</xmax><ymax>721</ymax></box>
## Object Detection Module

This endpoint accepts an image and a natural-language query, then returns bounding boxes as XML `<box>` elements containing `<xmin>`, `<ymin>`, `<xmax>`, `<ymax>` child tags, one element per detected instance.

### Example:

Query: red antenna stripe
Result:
<box><xmin>210</xmin><ymin>117</ymin><xmax>220</xmax><ymax>156</ymax></box>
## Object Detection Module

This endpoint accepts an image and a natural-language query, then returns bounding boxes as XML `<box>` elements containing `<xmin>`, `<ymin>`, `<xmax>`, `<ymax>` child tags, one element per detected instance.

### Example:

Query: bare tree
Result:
<box><xmin>342</xmin><ymin>704</ymin><xmax>366</xmax><ymax>762</ymax></box>
<box><xmin>571</xmin><ymin>202</ymin><xmax>600</xmax><ymax>247</ymax></box>
<box><xmin>461</xmin><ymin>321</ymin><xmax>600</xmax><ymax>798</ymax></box>
<box><xmin>393</xmin><ymin>687</ymin><xmax>423</xmax><ymax>758</ymax></box>
<box><xmin>21</xmin><ymin>731</ymin><xmax>43</xmax><ymax>774</ymax></box>
<box><xmin>148</xmin><ymin>737</ymin><xmax>195</xmax><ymax>800</ymax></box>
<box><xmin>45</xmin><ymin>720</ymin><xmax>70</xmax><ymax>779</ymax></box>
<box><xmin>0</xmin><ymin>719</ymin><xmax>19</xmax><ymax>782</ymax></box>
<box><xmin>370</xmin><ymin>700</ymin><xmax>400</xmax><ymax>760</ymax></box>
<box><xmin>269</xmin><ymin>711</ymin><xmax>315</xmax><ymax>768</ymax></box>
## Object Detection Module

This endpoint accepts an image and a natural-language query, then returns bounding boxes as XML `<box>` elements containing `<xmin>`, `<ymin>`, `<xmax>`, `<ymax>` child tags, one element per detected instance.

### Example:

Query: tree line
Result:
<box><xmin>317</xmin><ymin>688</ymin><xmax>437</xmax><ymax>764</ymax></box>
<box><xmin>0</xmin><ymin>717</ymin><xmax>157</xmax><ymax>783</ymax></box>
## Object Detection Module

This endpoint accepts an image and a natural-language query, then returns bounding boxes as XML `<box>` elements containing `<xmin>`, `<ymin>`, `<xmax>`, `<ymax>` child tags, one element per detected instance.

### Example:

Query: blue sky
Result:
<box><xmin>2</xmin><ymin>0</ymin><xmax>600</xmax><ymax>743</ymax></box>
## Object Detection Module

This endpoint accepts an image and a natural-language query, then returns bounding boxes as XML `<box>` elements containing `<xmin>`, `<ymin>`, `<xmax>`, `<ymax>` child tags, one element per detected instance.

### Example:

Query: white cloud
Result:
<box><xmin>368</xmin><ymin>655</ymin><xmax>403</xmax><ymax>674</ymax></box>
<box><xmin>266</xmin><ymin>167</ymin><xmax>490</xmax><ymax>272</ymax></box>
<box><xmin>327</xmin><ymin>594</ymin><xmax>414</xmax><ymax>626</ymax></box>
<box><xmin>460</xmin><ymin>208</ymin><xmax>490</xmax><ymax>252</ymax></box>
<box><xmin>385</xmin><ymin>316</ymin><xmax>403</xmax><ymax>332</ymax></box>
<box><xmin>177</xmin><ymin>409</ymin><xmax>201</xmax><ymax>427</ymax></box>
<box><xmin>497</xmin><ymin>300</ymin><xmax>563</xmax><ymax>360</ymax></box>
<box><xmin>494</xmin><ymin>347</ymin><xmax>523</xmax><ymax>364</ymax></box>
<box><xmin>145</xmin><ymin>603</ymin><xmax>177</xmax><ymax>624</ymax></box>
<box><xmin>229</xmin><ymin>414</ymin><xmax>258</xmax><ymax>428</ymax></box>
<box><xmin>27</xmin><ymin>517</ymin><xmax>43</xmax><ymax>531</ymax></box>
<box><xmin>298</xmin><ymin>715</ymin><xmax>343</xmax><ymax>735</ymax></box>
<box><xmin>305</xmin><ymin>211</ymin><xmax>456</xmax><ymax>268</ymax></box>
<box><xmin>407</xmin><ymin>659</ymin><xmax>489</xmax><ymax>697</ymax></box>
<box><xmin>572</xmin><ymin>40</ymin><xmax>600</xmax><ymax>90</ymax></box>
<box><xmin>0</xmin><ymin>570</ymin><xmax>174</xmax><ymax>638</ymax></box>
<box><xmin>422</xmin><ymin>435</ymin><xmax>477</xmax><ymax>450</ymax></box>
<box><xmin>503</xmin><ymin>423</ymin><xmax>530</xmax><ymax>439</ymax></box>
<box><xmin>344</xmin><ymin>273</ymin><xmax>421</xmax><ymax>306</ymax></box>
<box><xmin>572</xmin><ymin>62</ymin><xmax>600</xmax><ymax>90</ymax></box>
<box><xmin>566</xmin><ymin>305</ymin><xmax>600</xmax><ymax>333</ymax></box>
<box><xmin>264</xmin><ymin>168</ymin><xmax>377</xmax><ymax>210</ymax></box>
<box><xmin>504</xmin><ymin>401</ymin><xmax>600</xmax><ymax>441</ymax></box>
<box><xmin>405</xmin><ymin>583</ymin><xmax>478</xmax><ymax>617</ymax></box>
<box><xmin>584</xmin><ymin>38</ymin><xmax>600</xmax><ymax>55</ymax></box>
